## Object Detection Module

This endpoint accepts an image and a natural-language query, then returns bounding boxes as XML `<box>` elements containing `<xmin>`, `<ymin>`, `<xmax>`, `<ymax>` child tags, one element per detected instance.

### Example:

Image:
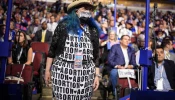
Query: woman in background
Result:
<box><xmin>8</xmin><ymin>30</ymin><xmax>33</xmax><ymax>65</ymax></box>
<box><xmin>100</xmin><ymin>30</ymin><xmax>119</xmax><ymax>76</ymax></box>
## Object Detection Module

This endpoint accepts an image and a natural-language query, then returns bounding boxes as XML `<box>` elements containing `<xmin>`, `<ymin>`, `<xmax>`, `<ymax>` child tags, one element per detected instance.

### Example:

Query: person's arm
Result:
<box><xmin>33</xmin><ymin>31</ymin><xmax>38</xmax><ymax>41</ymax></box>
<box><xmin>45</xmin><ymin>57</ymin><xmax>53</xmax><ymax>72</ymax></box>
<box><xmin>108</xmin><ymin>45</ymin><xmax>117</xmax><ymax>67</ymax></box>
<box><xmin>92</xmin><ymin>28</ymin><xmax>100</xmax><ymax>91</ymax></box>
<box><xmin>26</xmin><ymin>26</ymin><xmax>31</xmax><ymax>35</ymax></box>
<box><xmin>45</xmin><ymin>57</ymin><xmax>53</xmax><ymax>85</ymax></box>
<box><xmin>100</xmin><ymin>40</ymin><xmax>108</xmax><ymax>47</ymax></box>
<box><xmin>47</xmin><ymin>24</ymin><xmax>60</xmax><ymax>58</ymax></box>
<box><xmin>128</xmin><ymin>48</ymin><xmax>137</xmax><ymax>69</ymax></box>
<box><xmin>25</xmin><ymin>48</ymin><xmax>33</xmax><ymax>65</ymax></box>
<box><xmin>45</xmin><ymin>23</ymin><xmax>61</xmax><ymax>85</ymax></box>
<box><xmin>138</xmin><ymin>27</ymin><xmax>141</xmax><ymax>34</ymax></box>
<box><xmin>8</xmin><ymin>51</ymin><xmax>13</xmax><ymax>64</ymax></box>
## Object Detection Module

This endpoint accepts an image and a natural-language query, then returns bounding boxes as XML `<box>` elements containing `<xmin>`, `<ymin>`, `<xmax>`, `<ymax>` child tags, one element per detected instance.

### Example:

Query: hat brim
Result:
<box><xmin>67</xmin><ymin>1</ymin><xmax>96</xmax><ymax>13</ymax></box>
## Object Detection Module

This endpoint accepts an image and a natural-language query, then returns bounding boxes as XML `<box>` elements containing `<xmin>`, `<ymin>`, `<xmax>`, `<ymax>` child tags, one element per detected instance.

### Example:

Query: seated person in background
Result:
<box><xmin>148</xmin><ymin>46</ymin><xmax>175</xmax><ymax>91</ymax></box>
<box><xmin>100</xmin><ymin>30</ymin><xmax>119</xmax><ymax>62</ymax></box>
<box><xmin>108</xmin><ymin>35</ymin><xmax>137</xmax><ymax>97</ymax></box>
<box><xmin>9</xmin><ymin>21</ymin><xmax>16</xmax><ymax>42</ymax></box>
<box><xmin>137</xmin><ymin>33</ymin><xmax>145</xmax><ymax>50</ymax></box>
<box><xmin>26</xmin><ymin>17</ymin><xmax>41</xmax><ymax>40</ymax></box>
<box><xmin>0</xmin><ymin>24</ymin><xmax>5</xmax><ymax>42</ymax></box>
<box><xmin>0</xmin><ymin>24</ymin><xmax>17</xmax><ymax>42</ymax></box>
<box><xmin>136</xmin><ymin>36</ymin><xmax>153</xmax><ymax>66</ymax></box>
<box><xmin>34</xmin><ymin>20</ymin><xmax>52</xmax><ymax>44</ymax></box>
<box><xmin>156</xmin><ymin>29</ymin><xmax>166</xmax><ymax>46</ymax></box>
<box><xmin>8</xmin><ymin>31</ymin><xmax>33</xmax><ymax>65</ymax></box>
<box><xmin>100</xmin><ymin>30</ymin><xmax>119</xmax><ymax>76</ymax></box>
<box><xmin>161</xmin><ymin>38</ymin><xmax>175</xmax><ymax>63</ymax></box>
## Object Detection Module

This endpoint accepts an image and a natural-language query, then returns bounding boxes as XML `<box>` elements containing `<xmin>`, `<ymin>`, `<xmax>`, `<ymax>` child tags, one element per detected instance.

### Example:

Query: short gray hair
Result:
<box><xmin>137</xmin><ymin>34</ymin><xmax>145</xmax><ymax>43</ymax></box>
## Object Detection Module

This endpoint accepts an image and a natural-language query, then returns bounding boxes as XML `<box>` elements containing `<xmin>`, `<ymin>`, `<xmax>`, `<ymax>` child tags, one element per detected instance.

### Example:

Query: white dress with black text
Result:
<box><xmin>51</xmin><ymin>28</ymin><xmax>96</xmax><ymax>100</ymax></box>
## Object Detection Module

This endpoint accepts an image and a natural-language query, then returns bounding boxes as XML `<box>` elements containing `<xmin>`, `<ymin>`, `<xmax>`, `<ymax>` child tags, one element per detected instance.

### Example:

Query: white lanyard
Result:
<box><xmin>17</xmin><ymin>48</ymin><xmax>23</xmax><ymax>61</ymax></box>
<box><xmin>17</xmin><ymin>64</ymin><xmax>25</xmax><ymax>84</ymax></box>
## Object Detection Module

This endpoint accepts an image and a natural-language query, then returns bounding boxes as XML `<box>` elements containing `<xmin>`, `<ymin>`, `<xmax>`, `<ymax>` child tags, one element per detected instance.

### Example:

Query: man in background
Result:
<box><xmin>34</xmin><ymin>20</ymin><xmax>52</xmax><ymax>44</ymax></box>
<box><xmin>148</xmin><ymin>46</ymin><xmax>175</xmax><ymax>91</ymax></box>
<box><xmin>108</xmin><ymin>35</ymin><xmax>137</xmax><ymax>98</ymax></box>
<box><xmin>47</xmin><ymin>15</ymin><xmax>57</xmax><ymax>35</ymax></box>
<box><xmin>161</xmin><ymin>38</ymin><xmax>175</xmax><ymax>63</ymax></box>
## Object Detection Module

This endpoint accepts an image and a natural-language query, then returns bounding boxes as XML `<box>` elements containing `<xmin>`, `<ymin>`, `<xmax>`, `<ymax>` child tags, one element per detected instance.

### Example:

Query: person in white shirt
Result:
<box><xmin>135</xmin><ymin>36</ymin><xmax>153</xmax><ymax>66</ymax></box>
<box><xmin>47</xmin><ymin>15</ymin><xmax>58</xmax><ymax>35</ymax></box>
<box><xmin>118</xmin><ymin>22</ymin><xmax>133</xmax><ymax>39</ymax></box>
<box><xmin>108</xmin><ymin>35</ymin><xmax>137</xmax><ymax>98</ymax></box>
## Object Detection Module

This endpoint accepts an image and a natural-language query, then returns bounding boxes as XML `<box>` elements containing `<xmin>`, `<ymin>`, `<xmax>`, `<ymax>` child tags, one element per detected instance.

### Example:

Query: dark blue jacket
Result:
<box><xmin>108</xmin><ymin>44</ymin><xmax>137</xmax><ymax>69</ymax></box>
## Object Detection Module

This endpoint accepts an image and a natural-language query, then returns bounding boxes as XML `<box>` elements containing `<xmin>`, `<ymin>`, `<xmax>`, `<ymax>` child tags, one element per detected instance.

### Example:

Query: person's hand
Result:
<box><xmin>8</xmin><ymin>62</ymin><xmax>13</xmax><ymax>65</ymax></box>
<box><xmin>93</xmin><ymin>76</ymin><xmax>99</xmax><ymax>91</ymax></box>
<box><xmin>30</xmin><ymin>34</ymin><xmax>35</xmax><ymax>38</ymax></box>
<box><xmin>104</xmin><ymin>40</ymin><xmax>108</xmax><ymax>44</ymax></box>
<box><xmin>117</xmin><ymin>65</ymin><xmax>125</xmax><ymax>69</ymax></box>
<box><xmin>45</xmin><ymin>70</ymin><xmax>51</xmax><ymax>86</ymax></box>
<box><xmin>127</xmin><ymin>65</ymin><xmax>134</xmax><ymax>69</ymax></box>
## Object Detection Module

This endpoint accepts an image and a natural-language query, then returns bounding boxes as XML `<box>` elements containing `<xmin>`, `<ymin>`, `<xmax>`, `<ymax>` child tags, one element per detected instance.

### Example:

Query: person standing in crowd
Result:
<box><xmin>47</xmin><ymin>15</ymin><xmax>58</xmax><ymax>35</ymax></box>
<box><xmin>34</xmin><ymin>20</ymin><xmax>52</xmax><ymax>44</ymax></box>
<box><xmin>148</xmin><ymin>46</ymin><xmax>175</xmax><ymax>91</ymax></box>
<box><xmin>44</xmin><ymin>0</ymin><xmax>100</xmax><ymax>99</ymax></box>
<box><xmin>108</xmin><ymin>35</ymin><xmax>137</xmax><ymax>98</ymax></box>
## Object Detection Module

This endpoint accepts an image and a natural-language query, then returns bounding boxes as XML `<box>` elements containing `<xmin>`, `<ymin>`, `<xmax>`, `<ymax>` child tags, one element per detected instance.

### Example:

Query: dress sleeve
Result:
<box><xmin>47</xmin><ymin>24</ymin><xmax>60</xmax><ymax>58</ymax></box>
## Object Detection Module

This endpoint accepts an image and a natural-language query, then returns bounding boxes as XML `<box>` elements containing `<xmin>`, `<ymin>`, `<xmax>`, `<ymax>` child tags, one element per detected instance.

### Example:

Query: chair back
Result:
<box><xmin>5</xmin><ymin>64</ymin><xmax>33</xmax><ymax>84</ymax></box>
<box><xmin>32</xmin><ymin>51</ymin><xmax>46</xmax><ymax>76</ymax></box>
<box><xmin>31</xmin><ymin>42</ymin><xmax>49</xmax><ymax>56</ymax></box>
